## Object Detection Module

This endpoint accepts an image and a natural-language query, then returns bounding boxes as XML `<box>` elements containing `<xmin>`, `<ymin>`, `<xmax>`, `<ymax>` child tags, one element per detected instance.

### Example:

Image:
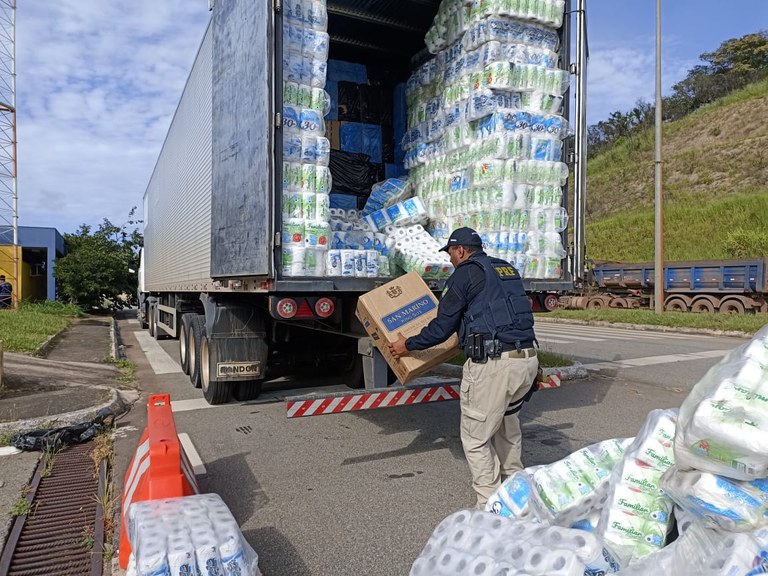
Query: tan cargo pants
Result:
<box><xmin>460</xmin><ymin>351</ymin><xmax>539</xmax><ymax>509</ymax></box>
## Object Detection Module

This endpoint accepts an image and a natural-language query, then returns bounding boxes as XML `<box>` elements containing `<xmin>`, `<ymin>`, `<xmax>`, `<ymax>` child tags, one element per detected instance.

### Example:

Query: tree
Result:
<box><xmin>54</xmin><ymin>209</ymin><xmax>143</xmax><ymax>311</ymax></box>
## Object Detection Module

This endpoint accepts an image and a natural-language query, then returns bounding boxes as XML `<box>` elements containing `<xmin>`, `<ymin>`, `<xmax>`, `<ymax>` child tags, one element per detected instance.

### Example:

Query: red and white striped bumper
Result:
<box><xmin>286</xmin><ymin>376</ymin><xmax>560</xmax><ymax>418</ymax></box>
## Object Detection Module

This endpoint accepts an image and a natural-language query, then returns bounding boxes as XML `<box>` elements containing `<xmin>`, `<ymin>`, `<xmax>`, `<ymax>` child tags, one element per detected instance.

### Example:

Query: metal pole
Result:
<box><xmin>10</xmin><ymin>0</ymin><xmax>16</xmax><ymax>309</ymax></box>
<box><xmin>572</xmin><ymin>0</ymin><xmax>587</xmax><ymax>284</ymax></box>
<box><xmin>654</xmin><ymin>0</ymin><xmax>664</xmax><ymax>313</ymax></box>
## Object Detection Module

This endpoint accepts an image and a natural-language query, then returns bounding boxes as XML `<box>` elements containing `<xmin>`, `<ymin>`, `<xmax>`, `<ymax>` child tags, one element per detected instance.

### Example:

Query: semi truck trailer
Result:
<box><xmin>559</xmin><ymin>258</ymin><xmax>768</xmax><ymax>313</ymax></box>
<box><xmin>138</xmin><ymin>0</ymin><xmax>588</xmax><ymax>405</ymax></box>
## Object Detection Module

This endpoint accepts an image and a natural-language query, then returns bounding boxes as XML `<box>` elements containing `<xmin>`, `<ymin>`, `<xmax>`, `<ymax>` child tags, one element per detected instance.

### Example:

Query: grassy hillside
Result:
<box><xmin>585</xmin><ymin>80</ymin><xmax>768</xmax><ymax>261</ymax></box>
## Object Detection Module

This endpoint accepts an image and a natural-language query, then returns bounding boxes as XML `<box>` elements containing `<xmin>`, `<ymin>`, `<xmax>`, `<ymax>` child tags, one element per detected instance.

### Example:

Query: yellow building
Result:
<box><xmin>0</xmin><ymin>227</ymin><xmax>66</xmax><ymax>305</ymax></box>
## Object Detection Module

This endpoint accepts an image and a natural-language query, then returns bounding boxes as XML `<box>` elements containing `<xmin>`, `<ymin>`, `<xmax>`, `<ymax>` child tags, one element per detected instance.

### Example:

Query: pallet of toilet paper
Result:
<box><xmin>126</xmin><ymin>493</ymin><xmax>262</xmax><ymax>576</ymax></box>
<box><xmin>412</xmin><ymin>325</ymin><xmax>768</xmax><ymax>575</ymax></box>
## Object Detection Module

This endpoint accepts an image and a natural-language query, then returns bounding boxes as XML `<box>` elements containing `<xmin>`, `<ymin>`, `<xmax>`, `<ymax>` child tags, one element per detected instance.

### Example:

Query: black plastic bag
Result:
<box><xmin>338</xmin><ymin>81</ymin><xmax>362</xmax><ymax>122</ymax></box>
<box><xmin>11</xmin><ymin>407</ymin><xmax>114</xmax><ymax>452</ymax></box>
<box><xmin>329</xmin><ymin>150</ymin><xmax>380</xmax><ymax>196</ymax></box>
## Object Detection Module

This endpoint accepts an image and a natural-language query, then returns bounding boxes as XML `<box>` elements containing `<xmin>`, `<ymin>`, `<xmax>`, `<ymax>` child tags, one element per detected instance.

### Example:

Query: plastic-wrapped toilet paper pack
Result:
<box><xmin>361</xmin><ymin>178</ymin><xmax>412</xmax><ymax>216</ymax></box>
<box><xmin>595</xmin><ymin>410</ymin><xmax>678</xmax><ymax>565</ymax></box>
<box><xmin>675</xmin><ymin>326</ymin><xmax>768</xmax><ymax>481</ymax></box>
<box><xmin>411</xmin><ymin>510</ymin><xmax>620</xmax><ymax>576</ymax></box>
<box><xmin>529</xmin><ymin>439</ymin><xmax>632</xmax><ymax>521</ymax></box>
<box><xmin>486</xmin><ymin>470</ymin><xmax>536</xmax><ymax>519</ymax></box>
<box><xmin>128</xmin><ymin>494</ymin><xmax>262</xmax><ymax>576</ymax></box>
<box><xmin>661</xmin><ymin>465</ymin><xmax>768</xmax><ymax>532</ymax></box>
<box><xmin>618</xmin><ymin>521</ymin><xmax>768</xmax><ymax>576</ymax></box>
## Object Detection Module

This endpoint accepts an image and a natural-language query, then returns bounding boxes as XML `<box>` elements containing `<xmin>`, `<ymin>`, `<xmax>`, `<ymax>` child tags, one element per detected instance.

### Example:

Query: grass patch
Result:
<box><xmin>586</xmin><ymin>192</ymin><xmax>768</xmax><ymax>261</ymax></box>
<box><xmin>446</xmin><ymin>349</ymin><xmax>573</xmax><ymax>368</ymax></box>
<box><xmin>0</xmin><ymin>429</ymin><xmax>18</xmax><ymax>447</ymax></box>
<box><xmin>10</xmin><ymin>497</ymin><xmax>31</xmax><ymax>517</ymax></box>
<box><xmin>0</xmin><ymin>301</ymin><xmax>82</xmax><ymax>353</ymax></box>
<box><xmin>106</xmin><ymin>357</ymin><xmax>137</xmax><ymax>387</ymax></box>
<box><xmin>544</xmin><ymin>309</ymin><xmax>768</xmax><ymax>335</ymax></box>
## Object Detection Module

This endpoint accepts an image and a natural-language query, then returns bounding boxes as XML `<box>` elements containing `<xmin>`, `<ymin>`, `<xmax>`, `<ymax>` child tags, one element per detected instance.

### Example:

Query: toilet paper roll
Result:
<box><xmin>522</xmin><ymin>545</ymin><xmax>550</xmax><ymax>573</ymax></box>
<box><xmin>281</xmin><ymin>246</ymin><xmax>306</xmax><ymax>277</ymax></box>
<box><xmin>681</xmin><ymin>398</ymin><xmax>768</xmax><ymax>477</ymax></box>
<box><xmin>608</xmin><ymin>483</ymin><xmax>673</xmax><ymax>523</ymax></box>
<box><xmin>331</xmin><ymin>231</ymin><xmax>346</xmax><ymax>249</ymax></box>
<box><xmin>340</xmin><ymin>250</ymin><xmax>355</xmax><ymax>277</ymax></box>
<box><xmin>617</xmin><ymin>459</ymin><xmax>665</xmax><ymax>496</ymax></box>
<box><xmin>567</xmin><ymin>532</ymin><xmax>620</xmax><ymax>574</ymax></box>
<box><xmin>365</xmin><ymin>251</ymin><xmax>379</xmax><ymax>277</ymax></box>
<box><xmin>315</xmin><ymin>193</ymin><xmax>330</xmax><ymax>221</ymax></box>
<box><xmin>326</xmin><ymin>250</ymin><xmax>341</xmax><ymax>277</ymax></box>
<box><xmin>353</xmin><ymin>250</ymin><xmax>367</xmax><ymax>278</ymax></box>
<box><xmin>282</xmin><ymin>190</ymin><xmax>303</xmax><ymax>219</ymax></box>
<box><xmin>365</xmin><ymin>209</ymin><xmax>392</xmax><ymax>233</ymax></box>
<box><xmin>466</xmin><ymin>555</ymin><xmax>496</xmax><ymax>575</ymax></box>
<box><xmin>316</xmin><ymin>166</ymin><xmax>332</xmax><ymax>195</ymax></box>
<box><xmin>304</xmin><ymin>220</ymin><xmax>331</xmax><ymax>248</ymax></box>
<box><xmin>282</xmin><ymin>218</ymin><xmax>305</xmax><ymax>245</ymax></box>
<box><xmin>304</xmin><ymin>247</ymin><xmax>326</xmax><ymax>277</ymax></box>
<box><xmin>660</xmin><ymin>466</ymin><xmax>766</xmax><ymax>530</ymax></box>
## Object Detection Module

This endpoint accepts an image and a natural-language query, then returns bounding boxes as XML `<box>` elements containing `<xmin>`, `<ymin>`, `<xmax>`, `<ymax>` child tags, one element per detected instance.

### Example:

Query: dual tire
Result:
<box><xmin>181</xmin><ymin>314</ymin><xmax>262</xmax><ymax>404</ymax></box>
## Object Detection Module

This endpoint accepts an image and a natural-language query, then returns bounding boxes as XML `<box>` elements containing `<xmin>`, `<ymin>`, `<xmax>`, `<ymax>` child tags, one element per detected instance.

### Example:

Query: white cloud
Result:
<box><xmin>17</xmin><ymin>1</ymin><xmax>210</xmax><ymax>233</ymax></box>
<box><xmin>586</xmin><ymin>36</ymin><xmax>698</xmax><ymax>124</ymax></box>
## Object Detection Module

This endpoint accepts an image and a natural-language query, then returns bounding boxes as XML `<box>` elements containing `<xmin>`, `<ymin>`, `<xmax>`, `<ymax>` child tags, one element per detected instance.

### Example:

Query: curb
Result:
<box><xmin>1</xmin><ymin>317</ymin><xmax>139</xmax><ymax>436</ymax></box>
<box><xmin>535</xmin><ymin>316</ymin><xmax>753</xmax><ymax>339</ymax></box>
<box><xmin>111</xmin><ymin>316</ymin><xmax>127</xmax><ymax>360</ymax></box>
<box><xmin>33</xmin><ymin>328</ymin><xmax>68</xmax><ymax>358</ymax></box>
<box><xmin>0</xmin><ymin>388</ymin><xmax>140</xmax><ymax>436</ymax></box>
<box><xmin>431</xmin><ymin>361</ymin><xmax>586</xmax><ymax>382</ymax></box>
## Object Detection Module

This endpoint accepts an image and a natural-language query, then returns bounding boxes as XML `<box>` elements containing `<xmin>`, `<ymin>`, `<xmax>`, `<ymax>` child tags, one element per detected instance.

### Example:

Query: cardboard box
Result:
<box><xmin>326</xmin><ymin>120</ymin><xmax>343</xmax><ymax>150</ymax></box>
<box><xmin>356</xmin><ymin>271</ymin><xmax>460</xmax><ymax>384</ymax></box>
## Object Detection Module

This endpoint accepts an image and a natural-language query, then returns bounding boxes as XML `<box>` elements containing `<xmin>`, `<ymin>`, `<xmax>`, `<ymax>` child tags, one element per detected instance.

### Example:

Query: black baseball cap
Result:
<box><xmin>439</xmin><ymin>227</ymin><xmax>483</xmax><ymax>252</ymax></box>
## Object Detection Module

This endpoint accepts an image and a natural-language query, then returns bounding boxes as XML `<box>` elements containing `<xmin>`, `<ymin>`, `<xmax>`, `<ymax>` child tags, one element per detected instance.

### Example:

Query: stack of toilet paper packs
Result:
<box><xmin>412</xmin><ymin>325</ymin><xmax>768</xmax><ymax>575</ymax></box>
<box><xmin>126</xmin><ymin>493</ymin><xmax>262</xmax><ymax>576</ymax></box>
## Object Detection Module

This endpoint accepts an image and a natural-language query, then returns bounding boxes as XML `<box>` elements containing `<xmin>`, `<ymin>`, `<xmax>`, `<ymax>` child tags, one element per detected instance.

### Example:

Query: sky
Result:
<box><xmin>15</xmin><ymin>1</ymin><xmax>768</xmax><ymax>234</ymax></box>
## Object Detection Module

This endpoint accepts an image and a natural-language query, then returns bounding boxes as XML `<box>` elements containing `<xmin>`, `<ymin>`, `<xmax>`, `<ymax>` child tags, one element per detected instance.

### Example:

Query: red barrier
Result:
<box><xmin>119</xmin><ymin>394</ymin><xmax>199</xmax><ymax>569</ymax></box>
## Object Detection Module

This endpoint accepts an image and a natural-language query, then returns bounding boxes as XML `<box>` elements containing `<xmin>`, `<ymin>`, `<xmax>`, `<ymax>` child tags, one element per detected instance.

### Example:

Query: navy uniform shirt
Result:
<box><xmin>405</xmin><ymin>251</ymin><xmax>486</xmax><ymax>351</ymax></box>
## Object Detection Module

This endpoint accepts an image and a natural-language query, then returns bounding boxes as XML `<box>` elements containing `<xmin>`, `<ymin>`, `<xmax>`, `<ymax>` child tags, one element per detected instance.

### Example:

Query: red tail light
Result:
<box><xmin>315</xmin><ymin>297</ymin><xmax>334</xmax><ymax>318</ymax></box>
<box><xmin>276</xmin><ymin>298</ymin><xmax>297</xmax><ymax>318</ymax></box>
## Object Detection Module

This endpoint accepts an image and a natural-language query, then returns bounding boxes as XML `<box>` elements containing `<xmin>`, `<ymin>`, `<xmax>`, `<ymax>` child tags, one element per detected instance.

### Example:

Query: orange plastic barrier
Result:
<box><xmin>119</xmin><ymin>394</ymin><xmax>199</xmax><ymax>569</ymax></box>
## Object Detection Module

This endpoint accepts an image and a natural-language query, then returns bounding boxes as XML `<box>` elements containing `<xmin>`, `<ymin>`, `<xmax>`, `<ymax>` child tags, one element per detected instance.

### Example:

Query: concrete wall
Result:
<box><xmin>0</xmin><ymin>226</ymin><xmax>65</xmax><ymax>301</ymax></box>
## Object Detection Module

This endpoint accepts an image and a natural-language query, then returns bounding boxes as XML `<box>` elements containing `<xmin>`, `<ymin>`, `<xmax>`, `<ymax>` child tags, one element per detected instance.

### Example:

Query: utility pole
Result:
<box><xmin>654</xmin><ymin>0</ymin><xmax>664</xmax><ymax>314</ymax></box>
<box><xmin>0</xmin><ymin>1</ymin><xmax>16</xmax><ymax>308</ymax></box>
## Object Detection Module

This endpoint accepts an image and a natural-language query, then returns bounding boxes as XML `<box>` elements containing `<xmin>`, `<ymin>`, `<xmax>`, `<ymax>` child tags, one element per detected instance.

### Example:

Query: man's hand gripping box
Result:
<box><xmin>355</xmin><ymin>271</ymin><xmax>460</xmax><ymax>384</ymax></box>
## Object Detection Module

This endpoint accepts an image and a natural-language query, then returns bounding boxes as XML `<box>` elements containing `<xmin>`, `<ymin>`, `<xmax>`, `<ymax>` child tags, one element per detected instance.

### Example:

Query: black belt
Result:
<box><xmin>483</xmin><ymin>341</ymin><xmax>536</xmax><ymax>356</ymax></box>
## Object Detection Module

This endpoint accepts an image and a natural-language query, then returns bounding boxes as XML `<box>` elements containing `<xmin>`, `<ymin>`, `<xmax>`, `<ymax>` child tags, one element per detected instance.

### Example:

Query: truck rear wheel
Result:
<box><xmin>148</xmin><ymin>304</ymin><xmax>156</xmax><ymax>337</ymax></box>
<box><xmin>201</xmin><ymin>336</ymin><xmax>231</xmax><ymax>404</ymax></box>
<box><xmin>179</xmin><ymin>313</ymin><xmax>196</xmax><ymax>375</ymax></box>
<box><xmin>233</xmin><ymin>380</ymin><xmax>263</xmax><ymax>401</ymax></box>
<box><xmin>188</xmin><ymin>315</ymin><xmax>205</xmax><ymax>388</ymax></box>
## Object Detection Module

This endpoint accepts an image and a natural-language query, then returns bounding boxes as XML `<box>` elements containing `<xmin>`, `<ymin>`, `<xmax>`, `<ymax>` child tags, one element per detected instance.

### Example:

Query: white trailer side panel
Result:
<box><xmin>143</xmin><ymin>23</ymin><xmax>213</xmax><ymax>292</ymax></box>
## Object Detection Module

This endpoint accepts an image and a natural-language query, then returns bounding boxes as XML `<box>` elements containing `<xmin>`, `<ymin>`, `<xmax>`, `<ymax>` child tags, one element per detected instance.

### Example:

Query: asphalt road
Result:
<box><xmin>113</xmin><ymin>318</ymin><xmax>751</xmax><ymax>576</ymax></box>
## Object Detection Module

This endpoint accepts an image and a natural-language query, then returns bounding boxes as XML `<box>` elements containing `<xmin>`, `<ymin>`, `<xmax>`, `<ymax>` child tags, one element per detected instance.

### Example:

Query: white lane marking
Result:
<box><xmin>536</xmin><ymin>325</ymin><xmax>707</xmax><ymax>340</ymax></box>
<box><xmin>582</xmin><ymin>349</ymin><xmax>730</xmax><ymax>371</ymax></box>
<box><xmin>536</xmin><ymin>337</ymin><xmax>575</xmax><ymax>344</ymax></box>
<box><xmin>537</xmin><ymin>333</ymin><xmax>604</xmax><ymax>342</ymax></box>
<box><xmin>179</xmin><ymin>433</ymin><xmax>207</xmax><ymax>475</ymax></box>
<box><xmin>134</xmin><ymin>331</ymin><xmax>183</xmax><ymax>374</ymax></box>
<box><xmin>172</xmin><ymin>398</ymin><xmax>214</xmax><ymax>413</ymax></box>
<box><xmin>127</xmin><ymin>319</ymin><xmax>139</xmax><ymax>325</ymax></box>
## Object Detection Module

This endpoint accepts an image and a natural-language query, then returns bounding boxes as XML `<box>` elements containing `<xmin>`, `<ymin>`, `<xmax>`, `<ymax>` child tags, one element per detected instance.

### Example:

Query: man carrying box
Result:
<box><xmin>388</xmin><ymin>227</ymin><xmax>539</xmax><ymax>510</ymax></box>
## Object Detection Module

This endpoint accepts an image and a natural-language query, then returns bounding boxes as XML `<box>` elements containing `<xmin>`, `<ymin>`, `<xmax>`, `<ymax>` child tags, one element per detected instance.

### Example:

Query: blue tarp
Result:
<box><xmin>326</xmin><ymin>60</ymin><xmax>367</xmax><ymax>121</ymax></box>
<box><xmin>340</xmin><ymin>122</ymin><xmax>383</xmax><ymax>164</ymax></box>
<box><xmin>385</xmin><ymin>163</ymin><xmax>407</xmax><ymax>179</ymax></box>
<box><xmin>330</xmin><ymin>193</ymin><xmax>358</xmax><ymax>210</ymax></box>
<box><xmin>393</xmin><ymin>83</ymin><xmax>407</xmax><ymax>165</ymax></box>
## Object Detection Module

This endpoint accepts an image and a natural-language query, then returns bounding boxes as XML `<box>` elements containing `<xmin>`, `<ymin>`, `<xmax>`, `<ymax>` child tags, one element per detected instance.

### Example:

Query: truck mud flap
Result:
<box><xmin>285</xmin><ymin>378</ymin><xmax>560</xmax><ymax>418</ymax></box>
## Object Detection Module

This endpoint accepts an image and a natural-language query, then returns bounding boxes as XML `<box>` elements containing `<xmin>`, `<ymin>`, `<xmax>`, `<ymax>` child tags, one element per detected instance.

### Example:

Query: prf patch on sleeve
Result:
<box><xmin>494</xmin><ymin>265</ymin><xmax>518</xmax><ymax>278</ymax></box>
